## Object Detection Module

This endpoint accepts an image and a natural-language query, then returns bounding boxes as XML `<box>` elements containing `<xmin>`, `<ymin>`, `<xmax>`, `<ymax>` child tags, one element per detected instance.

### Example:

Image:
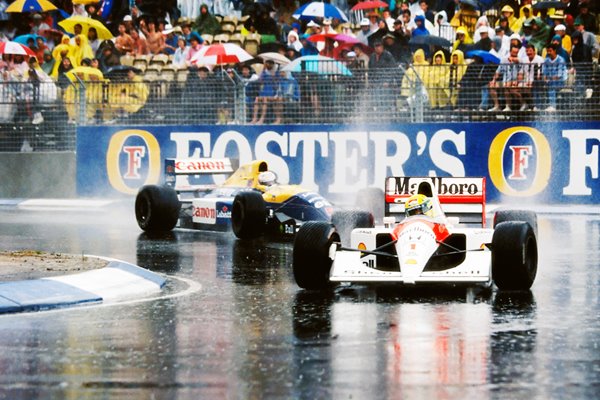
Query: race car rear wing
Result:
<box><xmin>384</xmin><ymin>177</ymin><xmax>486</xmax><ymax>226</ymax></box>
<box><xmin>164</xmin><ymin>158</ymin><xmax>238</xmax><ymax>192</ymax></box>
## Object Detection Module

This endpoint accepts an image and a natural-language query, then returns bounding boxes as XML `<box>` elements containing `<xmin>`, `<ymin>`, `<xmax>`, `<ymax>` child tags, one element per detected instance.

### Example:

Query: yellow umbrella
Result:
<box><xmin>59</xmin><ymin>16</ymin><xmax>113</xmax><ymax>40</ymax></box>
<box><xmin>6</xmin><ymin>0</ymin><xmax>57</xmax><ymax>13</ymax></box>
<box><xmin>72</xmin><ymin>0</ymin><xmax>101</xmax><ymax>4</ymax></box>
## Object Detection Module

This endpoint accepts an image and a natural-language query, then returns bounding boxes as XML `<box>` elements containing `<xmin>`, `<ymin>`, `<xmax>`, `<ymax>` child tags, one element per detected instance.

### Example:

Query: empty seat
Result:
<box><xmin>243</xmin><ymin>33</ymin><xmax>261</xmax><ymax>56</ymax></box>
<box><xmin>201</xmin><ymin>34</ymin><xmax>213</xmax><ymax>45</ymax></box>
<box><xmin>220</xmin><ymin>23</ymin><xmax>235</xmax><ymax>34</ymax></box>
<box><xmin>143</xmin><ymin>66</ymin><xmax>161</xmax><ymax>81</ymax></box>
<box><xmin>133</xmin><ymin>55</ymin><xmax>151</xmax><ymax>69</ymax></box>
<box><xmin>213</xmin><ymin>33</ymin><xmax>230</xmax><ymax>43</ymax></box>
<box><xmin>149</xmin><ymin>53</ymin><xmax>169</xmax><ymax>67</ymax></box>
<box><xmin>228</xmin><ymin>33</ymin><xmax>245</xmax><ymax>47</ymax></box>
<box><xmin>120</xmin><ymin>54</ymin><xmax>134</xmax><ymax>66</ymax></box>
<box><xmin>160</xmin><ymin>67</ymin><xmax>176</xmax><ymax>81</ymax></box>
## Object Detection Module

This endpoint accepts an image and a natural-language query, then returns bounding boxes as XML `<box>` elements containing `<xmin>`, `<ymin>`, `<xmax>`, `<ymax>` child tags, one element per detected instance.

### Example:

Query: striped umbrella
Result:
<box><xmin>293</xmin><ymin>2</ymin><xmax>348</xmax><ymax>22</ymax></box>
<box><xmin>6</xmin><ymin>0</ymin><xmax>57</xmax><ymax>13</ymax></box>
<box><xmin>0</xmin><ymin>41</ymin><xmax>37</xmax><ymax>56</ymax></box>
<box><xmin>191</xmin><ymin>43</ymin><xmax>253</xmax><ymax>66</ymax></box>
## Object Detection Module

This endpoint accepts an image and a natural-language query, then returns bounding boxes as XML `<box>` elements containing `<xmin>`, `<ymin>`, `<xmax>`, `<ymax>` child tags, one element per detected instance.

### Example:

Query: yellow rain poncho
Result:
<box><xmin>71</xmin><ymin>34</ymin><xmax>94</xmax><ymax>67</ymax></box>
<box><xmin>426</xmin><ymin>50</ymin><xmax>450</xmax><ymax>108</ymax></box>
<box><xmin>51</xmin><ymin>35</ymin><xmax>74</xmax><ymax>78</ymax></box>
<box><xmin>453</xmin><ymin>26</ymin><xmax>473</xmax><ymax>51</ymax></box>
<box><xmin>401</xmin><ymin>49</ymin><xmax>429</xmax><ymax>97</ymax></box>
<box><xmin>105</xmin><ymin>73</ymin><xmax>149</xmax><ymax>120</ymax></box>
<box><xmin>63</xmin><ymin>66</ymin><xmax>105</xmax><ymax>121</ymax></box>
<box><xmin>448</xmin><ymin>49</ymin><xmax>466</xmax><ymax>106</ymax></box>
<box><xmin>501</xmin><ymin>5</ymin><xmax>523</xmax><ymax>34</ymax></box>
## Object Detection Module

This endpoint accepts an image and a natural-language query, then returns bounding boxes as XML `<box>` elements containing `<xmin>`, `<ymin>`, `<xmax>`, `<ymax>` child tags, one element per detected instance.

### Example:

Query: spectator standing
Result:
<box><xmin>130</xmin><ymin>28</ymin><xmax>148</xmax><ymax>56</ymax></box>
<box><xmin>172</xmin><ymin>37</ymin><xmax>189</xmax><ymax>68</ymax></box>
<box><xmin>352</xmin><ymin>43</ymin><xmax>370</xmax><ymax>68</ymax></box>
<box><xmin>87</xmin><ymin>27</ymin><xmax>101</xmax><ymax>55</ymax></box>
<box><xmin>448</xmin><ymin>48</ymin><xmax>465</xmax><ymax>107</ymax></box>
<box><xmin>183</xmin><ymin>65</ymin><xmax>218</xmax><ymax>123</ymax></box>
<box><xmin>529</xmin><ymin>17</ymin><xmax>552</xmax><ymax>55</ymax></box>
<box><xmin>576</xmin><ymin>2</ymin><xmax>597</xmax><ymax>34</ymax></box>
<box><xmin>569</xmin><ymin>30</ymin><xmax>594</xmax><ymax>98</ymax></box>
<box><xmin>490</xmin><ymin>45</ymin><xmax>524</xmax><ymax>111</ymax></box>
<box><xmin>573</xmin><ymin>18</ymin><xmax>599</xmax><ymax>59</ymax></box>
<box><xmin>194</xmin><ymin>4</ymin><xmax>220</xmax><ymax>35</ymax></box>
<box><xmin>553</xmin><ymin>24</ymin><xmax>571</xmax><ymax>55</ymax></box>
<box><xmin>369</xmin><ymin>39</ymin><xmax>397</xmax><ymax>113</ymax></box>
<box><xmin>72</xmin><ymin>34</ymin><xmax>94</xmax><ymax>67</ymax></box>
<box><xmin>356</xmin><ymin>18</ymin><xmax>372</xmax><ymax>46</ymax></box>
<box><xmin>141</xmin><ymin>20</ymin><xmax>165</xmax><ymax>55</ymax></box>
<box><xmin>250</xmin><ymin>59</ymin><xmax>279</xmax><ymax>124</ymax></box>
<box><xmin>542</xmin><ymin>43</ymin><xmax>567</xmax><ymax>111</ymax></box>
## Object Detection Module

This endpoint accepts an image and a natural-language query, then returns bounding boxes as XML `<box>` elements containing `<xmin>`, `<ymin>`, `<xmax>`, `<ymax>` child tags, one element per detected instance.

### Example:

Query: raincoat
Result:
<box><xmin>425</xmin><ymin>50</ymin><xmax>450</xmax><ymax>108</ymax></box>
<box><xmin>453</xmin><ymin>26</ymin><xmax>473</xmax><ymax>52</ymax></box>
<box><xmin>448</xmin><ymin>49</ymin><xmax>466</xmax><ymax>106</ymax></box>
<box><xmin>106</xmin><ymin>74</ymin><xmax>149</xmax><ymax>119</ymax></box>
<box><xmin>71</xmin><ymin>34</ymin><xmax>94</xmax><ymax>67</ymax></box>
<box><xmin>401</xmin><ymin>49</ymin><xmax>429</xmax><ymax>97</ymax></box>
<box><xmin>50</xmin><ymin>35</ymin><xmax>75</xmax><ymax>78</ymax></box>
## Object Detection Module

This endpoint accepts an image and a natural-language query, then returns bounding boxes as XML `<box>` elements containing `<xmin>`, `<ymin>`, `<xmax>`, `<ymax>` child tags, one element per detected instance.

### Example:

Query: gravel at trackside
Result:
<box><xmin>0</xmin><ymin>251</ymin><xmax>109</xmax><ymax>282</ymax></box>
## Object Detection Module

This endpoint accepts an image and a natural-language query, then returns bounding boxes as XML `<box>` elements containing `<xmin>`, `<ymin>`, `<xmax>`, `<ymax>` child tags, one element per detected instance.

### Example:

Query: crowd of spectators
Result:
<box><xmin>0</xmin><ymin>0</ymin><xmax>599</xmax><ymax>125</ymax></box>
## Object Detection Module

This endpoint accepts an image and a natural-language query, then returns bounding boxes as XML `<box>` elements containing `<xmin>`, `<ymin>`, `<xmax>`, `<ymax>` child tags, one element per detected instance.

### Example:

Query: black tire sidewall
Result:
<box><xmin>293</xmin><ymin>221</ymin><xmax>338</xmax><ymax>290</ymax></box>
<box><xmin>492</xmin><ymin>221</ymin><xmax>538</xmax><ymax>290</ymax></box>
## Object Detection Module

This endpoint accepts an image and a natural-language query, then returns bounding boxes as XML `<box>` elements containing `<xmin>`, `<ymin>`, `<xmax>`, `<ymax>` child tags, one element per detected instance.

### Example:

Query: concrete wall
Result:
<box><xmin>0</xmin><ymin>152</ymin><xmax>76</xmax><ymax>198</ymax></box>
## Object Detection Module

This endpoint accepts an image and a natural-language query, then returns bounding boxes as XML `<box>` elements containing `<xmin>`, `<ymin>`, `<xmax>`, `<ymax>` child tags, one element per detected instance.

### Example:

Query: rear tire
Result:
<box><xmin>135</xmin><ymin>185</ymin><xmax>180</xmax><ymax>232</ymax></box>
<box><xmin>492</xmin><ymin>221</ymin><xmax>538</xmax><ymax>290</ymax></box>
<box><xmin>494</xmin><ymin>209</ymin><xmax>538</xmax><ymax>237</ymax></box>
<box><xmin>231</xmin><ymin>190</ymin><xmax>266</xmax><ymax>239</ymax></box>
<box><xmin>293</xmin><ymin>222</ymin><xmax>339</xmax><ymax>290</ymax></box>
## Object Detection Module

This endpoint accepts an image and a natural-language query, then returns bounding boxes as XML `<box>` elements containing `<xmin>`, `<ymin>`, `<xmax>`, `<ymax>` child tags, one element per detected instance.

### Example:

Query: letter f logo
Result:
<box><xmin>123</xmin><ymin>146</ymin><xmax>146</xmax><ymax>179</ymax></box>
<box><xmin>509</xmin><ymin>145</ymin><xmax>532</xmax><ymax>180</ymax></box>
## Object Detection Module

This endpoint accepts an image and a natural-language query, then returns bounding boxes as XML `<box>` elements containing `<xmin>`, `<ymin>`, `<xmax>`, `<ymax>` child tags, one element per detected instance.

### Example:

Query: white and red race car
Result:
<box><xmin>292</xmin><ymin>176</ymin><xmax>538</xmax><ymax>291</ymax></box>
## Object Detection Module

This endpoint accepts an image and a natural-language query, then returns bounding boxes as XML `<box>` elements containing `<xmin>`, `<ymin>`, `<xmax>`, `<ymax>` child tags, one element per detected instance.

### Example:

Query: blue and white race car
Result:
<box><xmin>135</xmin><ymin>158</ymin><xmax>373</xmax><ymax>240</ymax></box>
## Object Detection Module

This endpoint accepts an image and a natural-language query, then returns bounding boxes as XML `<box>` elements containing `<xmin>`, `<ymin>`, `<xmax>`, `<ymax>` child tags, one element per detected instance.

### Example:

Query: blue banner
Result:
<box><xmin>76</xmin><ymin>122</ymin><xmax>600</xmax><ymax>204</ymax></box>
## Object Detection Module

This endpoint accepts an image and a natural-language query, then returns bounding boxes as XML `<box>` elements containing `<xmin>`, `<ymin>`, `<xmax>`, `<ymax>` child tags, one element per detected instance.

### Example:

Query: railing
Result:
<box><xmin>0</xmin><ymin>61</ymin><xmax>599</xmax><ymax>152</ymax></box>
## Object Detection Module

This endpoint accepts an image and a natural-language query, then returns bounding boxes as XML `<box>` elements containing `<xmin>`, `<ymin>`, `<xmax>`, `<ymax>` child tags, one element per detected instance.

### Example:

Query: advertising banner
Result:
<box><xmin>76</xmin><ymin>122</ymin><xmax>600</xmax><ymax>204</ymax></box>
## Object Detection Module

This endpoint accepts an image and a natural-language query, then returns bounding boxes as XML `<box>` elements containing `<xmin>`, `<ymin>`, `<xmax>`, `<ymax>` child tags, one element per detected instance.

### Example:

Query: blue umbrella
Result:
<box><xmin>282</xmin><ymin>55</ymin><xmax>352</xmax><ymax>76</ymax></box>
<box><xmin>466</xmin><ymin>50</ymin><xmax>500</xmax><ymax>64</ymax></box>
<box><xmin>13</xmin><ymin>33</ymin><xmax>45</xmax><ymax>45</ymax></box>
<box><xmin>292</xmin><ymin>2</ymin><xmax>348</xmax><ymax>22</ymax></box>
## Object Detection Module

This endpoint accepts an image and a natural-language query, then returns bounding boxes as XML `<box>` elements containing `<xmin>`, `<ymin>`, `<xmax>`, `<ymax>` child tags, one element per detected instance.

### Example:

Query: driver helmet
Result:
<box><xmin>404</xmin><ymin>194</ymin><xmax>433</xmax><ymax>217</ymax></box>
<box><xmin>258</xmin><ymin>170</ymin><xmax>277</xmax><ymax>186</ymax></box>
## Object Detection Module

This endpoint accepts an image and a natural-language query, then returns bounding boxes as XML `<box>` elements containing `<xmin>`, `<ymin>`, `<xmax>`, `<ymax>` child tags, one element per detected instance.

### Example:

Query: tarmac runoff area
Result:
<box><xmin>0</xmin><ymin>251</ymin><xmax>166</xmax><ymax>314</ymax></box>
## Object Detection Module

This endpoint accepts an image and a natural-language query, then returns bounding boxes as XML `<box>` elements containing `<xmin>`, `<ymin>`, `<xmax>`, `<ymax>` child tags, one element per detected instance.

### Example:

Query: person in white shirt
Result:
<box><xmin>519</xmin><ymin>43</ymin><xmax>544</xmax><ymax>111</ymax></box>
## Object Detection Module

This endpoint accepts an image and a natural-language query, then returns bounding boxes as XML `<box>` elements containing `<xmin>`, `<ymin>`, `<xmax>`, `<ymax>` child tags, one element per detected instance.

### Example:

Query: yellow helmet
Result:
<box><xmin>404</xmin><ymin>194</ymin><xmax>433</xmax><ymax>217</ymax></box>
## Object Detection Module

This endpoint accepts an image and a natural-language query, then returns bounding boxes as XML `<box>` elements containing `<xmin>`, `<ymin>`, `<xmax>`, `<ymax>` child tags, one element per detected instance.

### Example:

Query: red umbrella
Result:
<box><xmin>307</xmin><ymin>33</ymin><xmax>338</xmax><ymax>43</ymax></box>
<box><xmin>351</xmin><ymin>1</ymin><xmax>388</xmax><ymax>11</ymax></box>
<box><xmin>191</xmin><ymin>43</ymin><xmax>253</xmax><ymax>66</ymax></box>
<box><xmin>333</xmin><ymin>41</ymin><xmax>372</xmax><ymax>59</ymax></box>
<box><xmin>0</xmin><ymin>41</ymin><xmax>36</xmax><ymax>56</ymax></box>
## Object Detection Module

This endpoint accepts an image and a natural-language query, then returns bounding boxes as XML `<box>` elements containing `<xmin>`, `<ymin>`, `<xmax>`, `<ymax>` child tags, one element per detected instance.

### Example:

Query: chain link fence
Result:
<box><xmin>1</xmin><ymin>60</ymin><xmax>599</xmax><ymax>152</ymax></box>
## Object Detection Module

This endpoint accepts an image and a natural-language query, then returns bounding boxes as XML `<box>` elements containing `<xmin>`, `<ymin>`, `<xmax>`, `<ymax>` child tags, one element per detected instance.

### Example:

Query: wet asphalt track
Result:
<box><xmin>0</xmin><ymin>207</ymin><xmax>598</xmax><ymax>399</ymax></box>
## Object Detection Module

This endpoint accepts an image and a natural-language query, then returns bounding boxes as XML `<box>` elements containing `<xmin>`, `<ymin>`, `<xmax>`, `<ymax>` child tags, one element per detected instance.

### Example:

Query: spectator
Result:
<box><xmin>473</xmin><ymin>16</ymin><xmax>494</xmax><ymax>43</ymax></box>
<box><xmin>352</xmin><ymin>43</ymin><xmax>370</xmax><ymax>68</ymax></box>
<box><xmin>382</xmin><ymin>9</ymin><xmax>396</xmax><ymax>31</ymax></box>
<box><xmin>549</xmin><ymin>9</ymin><xmax>566</xmax><ymax>30</ymax></box>
<box><xmin>287</xmin><ymin>30</ymin><xmax>303</xmax><ymax>52</ymax></box>
<box><xmin>106</xmin><ymin>67</ymin><xmax>149</xmax><ymax>122</ymax></box>
<box><xmin>182</xmin><ymin>66</ymin><xmax>218</xmax><ymax>123</ymax></box>
<box><xmin>569</xmin><ymin>30</ymin><xmax>594</xmax><ymax>98</ymax></box>
<box><xmin>141</xmin><ymin>20</ymin><xmax>165</xmax><ymax>55</ymax></box>
<box><xmin>554</xmin><ymin>24</ymin><xmax>572</xmax><ymax>55</ymax></box>
<box><xmin>383</xmin><ymin>33</ymin><xmax>402</xmax><ymax>62</ymax></box>
<box><xmin>87</xmin><ymin>27</ymin><xmax>101</xmax><ymax>54</ymax></box>
<box><xmin>30</xmin><ymin>13</ymin><xmax>50</xmax><ymax>34</ymax></box>
<box><xmin>576</xmin><ymin>2</ymin><xmax>597</xmax><ymax>34</ymax></box>
<box><xmin>573</xmin><ymin>18</ymin><xmax>599</xmax><ymax>59</ymax></box>
<box><xmin>427</xmin><ymin>50</ymin><xmax>450</xmax><ymax>109</ymax></box>
<box><xmin>448</xmin><ymin>48</ymin><xmax>466</xmax><ymax>107</ymax></box>
<box><xmin>450</xmin><ymin>1</ymin><xmax>479</xmax><ymax>36</ymax></box>
<box><xmin>529</xmin><ymin>17</ymin><xmax>552</xmax><ymax>55</ymax></box>
<box><xmin>194</xmin><ymin>4</ymin><xmax>220</xmax><ymax>35</ymax></box>
<box><xmin>254</xmin><ymin>10</ymin><xmax>279</xmax><ymax>38</ymax></box>
<box><xmin>274</xmin><ymin>70</ymin><xmax>300</xmax><ymax>123</ymax></box>
<box><xmin>508</xmin><ymin>33</ymin><xmax>527</xmax><ymax>60</ymax></box>
<box><xmin>250</xmin><ymin>59</ymin><xmax>279</xmax><ymax>124</ymax></box>
<box><xmin>172</xmin><ymin>37</ymin><xmax>189</xmax><ymax>68</ymax></box>
<box><xmin>419</xmin><ymin>0</ymin><xmax>435</xmax><ymax>25</ymax></box>
<box><xmin>453</xmin><ymin>26</ymin><xmax>473</xmax><ymax>52</ymax></box>
<box><xmin>369</xmin><ymin>39</ymin><xmax>397</xmax><ymax>112</ymax></box>
<box><xmin>499</xmin><ymin>5</ymin><xmax>522</xmax><ymax>34</ymax></box>
<box><xmin>412</xmin><ymin>14</ymin><xmax>430</xmax><ymax>36</ymax></box>
<box><xmin>322</xmin><ymin>18</ymin><xmax>337</xmax><ymax>34</ymax></box>
<box><xmin>72</xmin><ymin>34</ymin><xmax>94</xmax><ymax>67</ymax></box>
<box><xmin>433</xmin><ymin>11</ymin><xmax>454</xmax><ymax>43</ymax></box>
<box><xmin>494</xmin><ymin>25</ymin><xmax>511</xmax><ymax>58</ymax></box>
<box><xmin>162</xmin><ymin>24</ymin><xmax>181</xmax><ymax>55</ymax></box>
<box><xmin>456</xmin><ymin>55</ymin><xmax>495</xmax><ymax>110</ymax></box>
<box><xmin>356</xmin><ymin>18</ymin><xmax>372</xmax><ymax>46</ymax></box>
<box><xmin>369</xmin><ymin>18</ymin><xmax>391</xmax><ymax>46</ymax></box>
<box><xmin>550</xmin><ymin>34</ymin><xmax>570</xmax><ymax>63</ymax></box>
<box><xmin>56</xmin><ymin>56</ymin><xmax>74</xmax><ymax>89</ymax></box>
<box><xmin>115</xmin><ymin>22</ymin><xmax>134</xmax><ymax>55</ymax></box>
<box><xmin>130</xmin><ymin>28</ymin><xmax>148</xmax><ymax>56</ymax></box>
<box><xmin>97</xmin><ymin>41</ymin><xmax>121</xmax><ymax>73</ymax></box>
<box><xmin>185</xmin><ymin>32</ymin><xmax>204</xmax><ymax>66</ymax></box>
<box><xmin>519</xmin><ymin>44</ymin><xmax>544</xmax><ymax>111</ymax></box>
<box><xmin>542</xmin><ymin>43</ymin><xmax>567</xmax><ymax>111</ymax></box>
<box><xmin>299</xmin><ymin>34</ymin><xmax>319</xmax><ymax>56</ymax></box>
<box><xmin>490</xmin><ymin>45</ymin><xmax>524</xmax><ymax>112</ymax></box>
<box><xmin>34</xmin><ymin>37</ymin><xmax>48</xmax><ymax>66</ymax></box>
<box><xmin>496</xmin><ymin>16</ymin><xmax>513</xmax><ymax>36</ymax></box>
<box><xmin>40</xmin><ymin>49</ymin><xmax>55</xmax><ymax>75</ymax></box>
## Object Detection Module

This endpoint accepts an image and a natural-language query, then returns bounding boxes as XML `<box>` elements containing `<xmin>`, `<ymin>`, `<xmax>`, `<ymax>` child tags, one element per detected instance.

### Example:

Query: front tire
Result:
<box><xmin>492</xmin><ymin>221</ymin><xmax>538</xmax><ymax>290</ymax></box>
<box><xmin>135</xmin><ymin>185</ymin><xmax>180</xmax><ymax>232</ymax></box>
<box><xmin>494</xmin><ymin>209</ymin><xmax>538</xmax><ymax>237</ymax></box>
<box><xmin>293</xmin><ymin>221</ymin><xmax>339</xmax><ymax>290</ymax></box>
<box><xmin>231</xmin><ymin>190</ymin><xmax>266</xmax><ymax>239</ymax></box>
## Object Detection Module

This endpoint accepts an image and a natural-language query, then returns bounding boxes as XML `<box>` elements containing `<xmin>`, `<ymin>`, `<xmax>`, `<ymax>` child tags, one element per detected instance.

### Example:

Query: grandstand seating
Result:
<box><xmin>201</xmin><ymin>34</ymin><xmax>214</xmax><ymax>45</ymax></box>
<box><xmin>213</xmin><ymin>33</ymin><xmax>230</xmax><ymax>43</ymax></box>
<box><xmin>243</xmin><ymin>33</ymin><xmax>261</xmax><ymax>56</ymax></box>
<box><xmin>228</xmin><ymin>33</ymin><xmax>245</xmax><ymax>46</ymax></box>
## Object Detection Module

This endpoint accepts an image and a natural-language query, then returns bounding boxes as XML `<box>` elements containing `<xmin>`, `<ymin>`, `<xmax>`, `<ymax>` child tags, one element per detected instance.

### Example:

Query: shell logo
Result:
<box><xmin>488</xmin><ymin>126</ymin><xmax>552</xmax><ymax>197</ymax></box>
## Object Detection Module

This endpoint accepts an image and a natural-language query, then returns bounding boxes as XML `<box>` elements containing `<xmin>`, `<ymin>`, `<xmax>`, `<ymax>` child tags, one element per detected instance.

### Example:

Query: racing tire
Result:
<box><xmin>492</xmin><ymin>221</ymin><xmax>538</xmax><ymax>291</ymax></box>
<box><xmin>231</xmin><ymin>190</ymin><xmax>267</xmax><ymax>240</ymax></box>
<box><xmin>494</xmin><ymin>209</ymin><xmax>538</xmax><ymax>237</ymax></box>
<box><xmin>293</xmin><ymin>221</ymin><xmax>340</xmax><ymax>290</ymax></box>
<box><xmin>135</xmin><ymin>185</ymin><xmax>181</xmax><ymax>232</ymax></box>
<box><xmin>331</xmin><ymin>209</ymin><xmax>374</xmax><ymax>246</ymax></box>
<box><xmin>355</xmin><ymin>187</ymin><xmax>385</xmax><ymax>223</ymax></box>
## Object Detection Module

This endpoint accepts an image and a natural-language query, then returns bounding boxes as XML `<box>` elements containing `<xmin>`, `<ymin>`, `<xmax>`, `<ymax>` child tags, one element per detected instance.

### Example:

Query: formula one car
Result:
<box><xmin>135</xmin><ymin>158</ymin><xmax>373</xmax><ymax>240</ymax></box>
<box><xmin>293</xmin><ymin>176</ymin><xmax>538</xmax><ymax>291</ymax></box>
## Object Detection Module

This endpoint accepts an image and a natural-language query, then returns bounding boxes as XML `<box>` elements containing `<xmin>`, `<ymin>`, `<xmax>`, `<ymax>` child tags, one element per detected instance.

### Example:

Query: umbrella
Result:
<box><xmin>59</xmin><ymin>16</ymin><xmax>113</xmax><ymax>40</ymax></box>
<box><xmin>191</xmin><ymin>43</ymin><xmax>253</xmax><ymax>66</ymax></box>
<box><xmin>458</xmin><ymin>0</ymin><xmax>479</xmax><ymax>9</ymax></box>
<box><xmin>257</xmin><ymin>52</ymin><xmax>291</xmax><ymax>65</ymax></box>
<box><xmin>282</xmin><ymin>55</ymin><xmax>352</xmax><ymax>76</ymax></box>
<box><xmin>65</xmin><ymin>66</ymin><xmax>105</xmax><ymax>82</ymax></box>
<box><xmin>13</xmin><ymin>33</ymin><xmax>44</xmax><ymax>45</ymax></box>
<box><xmin>466</xmin><ymin>49</ymin><xmax>500</xmax><ymax>64</ymax></box>
<box><xmin>293</xmin><ymin>2</ymin><xmax>348</xmax><ymax>22</ymax></box>
<box><xmin>351</xmin><ymin>1</ymin><xmax>388</xmax><ymax>11</ymax></box>
<box><xmin>6</xmin><ymin>0</ymin><xmax>57</xmax><ymax>13</ymax></box>
<box><xmin>72</xmin><ymin>0</ymin><xmax>101</xmax><ymax>4</ymax></box>
<box><xmin>0</xmin><ymin>41</ymin><xmax>36</xmax><ymax>56</ymax></box>
<box><xmin>333</xmin><ymin>34</ymin><xmax>361</xmax><ymax>44</ymax></box>
<box><xmin>307</xmin><ymin>33</ymin><xmax>338</xmax><ymax>42</ymax></box>
<box><xmin>532</xmin><ymin>1</ymin><xmax>567</xmax><ymax>10</ymax></box>
<box><xmin>409</xmin><ymin>35</ymin><xmax>452</xmax><ymax>47</ymax></box>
